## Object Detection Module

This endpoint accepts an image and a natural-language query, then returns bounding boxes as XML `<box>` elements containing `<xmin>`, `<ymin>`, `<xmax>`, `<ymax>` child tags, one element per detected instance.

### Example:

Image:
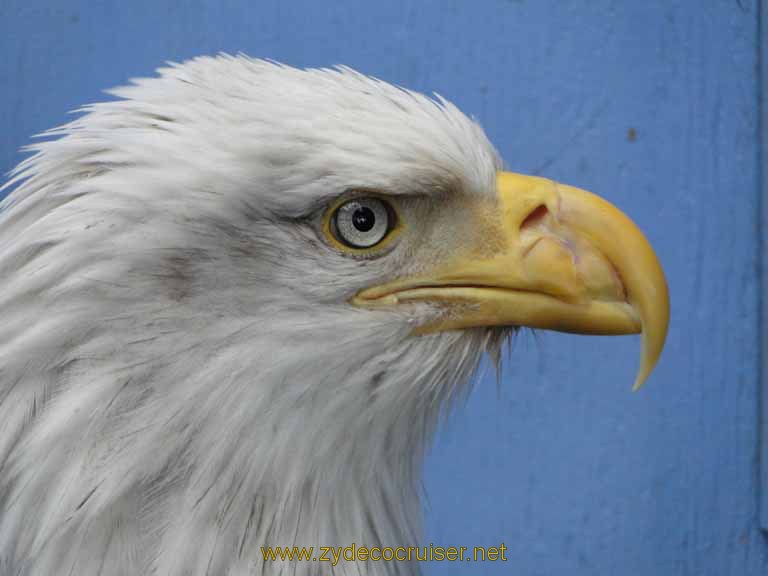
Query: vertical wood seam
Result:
<box><xmin>758</xmin><ymin>0</ymin><xmax>768</xmax><ymax>532</ymax></box>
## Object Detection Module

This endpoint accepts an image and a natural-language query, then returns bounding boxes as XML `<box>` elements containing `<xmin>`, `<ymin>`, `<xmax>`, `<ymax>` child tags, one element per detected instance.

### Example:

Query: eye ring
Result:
<box><xmin>322</xmin><ymin>194</ymin><xmax>402</xmax><ymax>254</ymax></box>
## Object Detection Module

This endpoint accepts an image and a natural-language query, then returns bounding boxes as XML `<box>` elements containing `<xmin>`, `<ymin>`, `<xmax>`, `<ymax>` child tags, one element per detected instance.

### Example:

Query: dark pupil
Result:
<box><xmin>352</xmin><ymin>206</ymin><xmax>376</xmax><ymax>232</ymax></box>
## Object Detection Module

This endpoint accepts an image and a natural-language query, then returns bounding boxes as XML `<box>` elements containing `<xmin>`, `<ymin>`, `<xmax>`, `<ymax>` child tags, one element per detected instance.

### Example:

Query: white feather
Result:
<box><xmin>0</xmin><ymin>55</ymin><xmax>508</xmax><ymax>575</ymax></box>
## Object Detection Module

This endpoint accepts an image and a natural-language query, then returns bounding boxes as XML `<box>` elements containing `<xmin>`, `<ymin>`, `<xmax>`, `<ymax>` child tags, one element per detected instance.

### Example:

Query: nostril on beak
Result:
<box><xmin>520</xmin><ymin>204</ymin><xmax>549</xmax><ymax>231</ymax></box>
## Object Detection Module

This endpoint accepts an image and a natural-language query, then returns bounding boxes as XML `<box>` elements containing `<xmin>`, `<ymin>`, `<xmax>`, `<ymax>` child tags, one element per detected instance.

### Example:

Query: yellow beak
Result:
<box><xmin>353</xmin><ymin>172</ymin><xmax>670</xmax><ymax>389</ymax></box>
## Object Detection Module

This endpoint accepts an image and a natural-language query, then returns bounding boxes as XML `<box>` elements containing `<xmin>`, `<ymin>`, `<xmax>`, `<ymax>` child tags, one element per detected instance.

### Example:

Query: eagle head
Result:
<box><xmin>0</xmin><ymin>55</ymin><xmax>668</xmax><ymax>575</ymax></box>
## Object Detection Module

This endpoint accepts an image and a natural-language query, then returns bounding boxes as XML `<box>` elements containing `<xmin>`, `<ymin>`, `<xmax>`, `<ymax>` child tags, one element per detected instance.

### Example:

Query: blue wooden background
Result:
<box><xmin>0</xmin><ymin>1</ymin><xmax>764</xmax><ymax>574</ymax></box>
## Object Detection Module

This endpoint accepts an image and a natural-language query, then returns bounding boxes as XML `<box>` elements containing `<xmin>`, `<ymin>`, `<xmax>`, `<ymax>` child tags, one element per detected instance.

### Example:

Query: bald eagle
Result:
<box><xmin>0</xmin><ymin>55</ymin><xmax>668</xmax><ymax>575</ymax></box>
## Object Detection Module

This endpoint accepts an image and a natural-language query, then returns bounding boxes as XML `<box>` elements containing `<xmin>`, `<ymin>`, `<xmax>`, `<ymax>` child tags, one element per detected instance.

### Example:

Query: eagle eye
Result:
<box><xmin>325</xmin><ymin>196</ymin><xmax>400</xmax><ymax>252</ymax></box>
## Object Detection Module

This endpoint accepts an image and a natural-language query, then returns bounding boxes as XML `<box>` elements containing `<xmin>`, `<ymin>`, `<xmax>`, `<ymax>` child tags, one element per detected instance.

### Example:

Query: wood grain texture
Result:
<box><xmin>0</xmin><ymin>1</ymin><xmax>764</xmax><ymax>574</ymax></box>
